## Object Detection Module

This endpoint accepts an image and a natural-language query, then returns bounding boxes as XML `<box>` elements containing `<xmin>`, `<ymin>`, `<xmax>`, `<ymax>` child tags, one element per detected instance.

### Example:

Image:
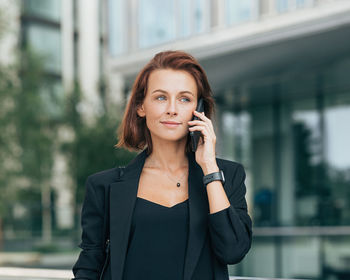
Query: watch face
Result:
<box><xmin>220</xmin><ymin>170</ymin><xmax>225</xmax><ymax>183</ymax></box>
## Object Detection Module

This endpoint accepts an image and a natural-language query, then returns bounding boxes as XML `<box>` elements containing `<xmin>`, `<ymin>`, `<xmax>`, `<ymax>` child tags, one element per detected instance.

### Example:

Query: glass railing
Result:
<box><xmin>0</xmin><ymin>267</ymin><xmax>308</xmax><ymax>280</ymax></box>
<box><xmin>236</xmin><ymin>226</ymin><xmax>350</xmax><ymax>279</ymax></box>
<box><xmin>1</xmin><ymin>227</ymin><xmax>350</xmax><ymax>279</ymax></box>
<box><xmin>0</xmin><ymin>267</ymin><xmax>72</xmax><ymax>279</ymax></box>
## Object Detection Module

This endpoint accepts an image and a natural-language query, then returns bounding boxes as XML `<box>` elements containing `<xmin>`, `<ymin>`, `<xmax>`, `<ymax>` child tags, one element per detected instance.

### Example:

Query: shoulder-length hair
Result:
<box><xmin>114</xmin><ymin>50</ymin><xmax>216</xmax><ymax>155</ymax></box>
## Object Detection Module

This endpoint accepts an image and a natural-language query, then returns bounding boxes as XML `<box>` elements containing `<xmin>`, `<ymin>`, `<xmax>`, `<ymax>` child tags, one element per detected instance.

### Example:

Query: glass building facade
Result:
<box><xmin>108</xmin><ymin>0</ymin><xmax>214</xmax><ymax>55</ymax></box>
<box><xmin>21</xmin><ymin>0</ymin><xmax>64</xmax><ymax>120</ymax></box>
<box><xmin>108</xmin><ymin>0</ymin><xmax>316</xmax><ymax>56</ymax></box>
<box><xmin>2</xmin><ymin>0</ymin><xmax>105</xmax><ymax>250</ymax></box>
<box><xmin>108</xmin><ymin>0</ymin><xmax>350</xmax><ymax>278</ymax></box>
<box><xmin>216</xmin><ymin>57</ymin><xmax>350</xmax><ymax>278</ymax></box>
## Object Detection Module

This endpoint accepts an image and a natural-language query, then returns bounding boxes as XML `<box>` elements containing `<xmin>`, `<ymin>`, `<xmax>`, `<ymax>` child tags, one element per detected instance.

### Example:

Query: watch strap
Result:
<box><xmin>203</xmin><ymin>170</ymin><xmax>225</xmax><ymax>186</ymax></box>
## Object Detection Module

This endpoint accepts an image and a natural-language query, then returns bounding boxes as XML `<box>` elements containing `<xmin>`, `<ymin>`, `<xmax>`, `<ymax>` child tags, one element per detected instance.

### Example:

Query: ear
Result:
<box><xmin>137</xmin><ymin>104</ymin><xmax>146</xmax><ymax>117</ymax></box>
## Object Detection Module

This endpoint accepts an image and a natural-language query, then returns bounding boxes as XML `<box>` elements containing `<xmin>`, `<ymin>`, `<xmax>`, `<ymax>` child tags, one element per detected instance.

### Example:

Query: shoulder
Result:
<box><xmin>82</xmin><ymin>167</ymin><xmax>123</xmax><ymax>205</ymax></box>
<box><xmin>216</xmin><ymin>157</ymin><xmax>245</xmax><ymax>174</ymax></box>
<box><xmin>215</xmin><ymin>157</ymin><xmax>246</xmax><ymax>194</ymax></box>
<box><xmin>86</xmin><ymin>167</ymin><xmax>122</xmax><ymax>186</ymax></box>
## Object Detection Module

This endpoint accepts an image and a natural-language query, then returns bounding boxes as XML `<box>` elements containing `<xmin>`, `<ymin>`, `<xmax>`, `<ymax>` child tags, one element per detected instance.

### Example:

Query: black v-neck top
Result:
<box><xmin>122</xmin><ymin>197</ymin><xmax>190</xmax><ymax>280</ymax></box>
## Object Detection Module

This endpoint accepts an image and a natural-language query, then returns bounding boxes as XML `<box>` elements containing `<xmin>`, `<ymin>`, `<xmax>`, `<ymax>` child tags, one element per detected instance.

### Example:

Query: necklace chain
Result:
<box><xmin>145</xmin><ymin>158</ymin><xmax>188</xmax><ymax>187</ymax></box>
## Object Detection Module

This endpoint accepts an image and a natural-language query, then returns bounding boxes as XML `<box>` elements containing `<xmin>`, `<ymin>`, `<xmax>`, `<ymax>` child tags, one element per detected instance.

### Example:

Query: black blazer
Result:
<box><xmin>72</xmin><ymin>148</ymin><xmax>252</xmax><ymax>280</ymax></box>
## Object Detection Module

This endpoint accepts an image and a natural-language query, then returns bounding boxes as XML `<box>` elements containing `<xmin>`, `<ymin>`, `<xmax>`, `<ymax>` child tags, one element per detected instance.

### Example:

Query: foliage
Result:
<box><xmin>0</xmin><ymin>5</ymin><xmax>135</xmax><ymax>246</ymax></box>
<box><xmin>0</xmin><ymin>46</ymin><xmax>57</xmax><ymax>236</ymax></box>
<box><xmin>61</xmin><ymin>81</ymin><xmax>136</xmax><ymax>235</ymax></box>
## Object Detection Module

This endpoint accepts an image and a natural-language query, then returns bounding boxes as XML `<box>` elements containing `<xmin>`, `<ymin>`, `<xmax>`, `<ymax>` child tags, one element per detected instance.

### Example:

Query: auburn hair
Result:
<box><xmin>114</xmin><ymin>50</ymin><xmax>216</xmax><ymax>155</ymax></box>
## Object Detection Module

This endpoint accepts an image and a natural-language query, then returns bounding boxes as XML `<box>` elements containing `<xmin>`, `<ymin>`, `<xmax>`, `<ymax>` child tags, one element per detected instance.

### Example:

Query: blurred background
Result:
<box><xmin>0</xmin><ymin>0</ymin><xmax>350</xmax><ymax>279</ymax></box>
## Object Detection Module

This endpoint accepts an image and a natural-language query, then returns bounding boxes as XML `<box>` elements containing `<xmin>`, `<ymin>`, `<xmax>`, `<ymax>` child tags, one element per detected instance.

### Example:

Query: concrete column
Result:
<box><xmin>279</xmin><ymin>103</ymin><xmax>295</xmax><ymax>226</ymax></box>
<box><xmin>106</xmin><ymin>71</ymin><xmax>125</xmax><ymax>116</ymax></box>
<box><xmin>51</xmin><ymin>133</ymin><xmax>75</xmax><ymax>229</ymax></box>
<box><xmin>77</xmin><ymin>0</ymin><xmax>101</xmax><ymax>125</ymax></box>
<box><xmin>61</xmin><ymin>0</ymin><xmax>74</xmax><ymax>93</ymax></box>
<box><xmin>0</xmin><ymin>0</ymin><xmax>20</xmax><ymax>66</ymax></box>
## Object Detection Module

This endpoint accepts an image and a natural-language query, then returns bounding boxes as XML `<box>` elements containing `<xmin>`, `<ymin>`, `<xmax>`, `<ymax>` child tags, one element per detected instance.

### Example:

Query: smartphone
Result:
<box><xmin>190</xmin><ymin>98</ymin><xmax>205</xmax><ymax>152</ymax></box>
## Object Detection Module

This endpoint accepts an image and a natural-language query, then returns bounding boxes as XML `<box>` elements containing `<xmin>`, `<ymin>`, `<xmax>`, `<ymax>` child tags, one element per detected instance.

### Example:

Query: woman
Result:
<box><xmin>72</xmin><ymin>50</ymin><xmax>252</xmax><ymax>280</ymax></box>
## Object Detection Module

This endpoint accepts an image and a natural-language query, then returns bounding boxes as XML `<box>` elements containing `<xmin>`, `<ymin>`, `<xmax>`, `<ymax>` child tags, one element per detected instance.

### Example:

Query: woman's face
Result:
<box><xmin>137</xmin><ymin>69</ymin><xmax>198</xmax><ymax>143</ymax></box>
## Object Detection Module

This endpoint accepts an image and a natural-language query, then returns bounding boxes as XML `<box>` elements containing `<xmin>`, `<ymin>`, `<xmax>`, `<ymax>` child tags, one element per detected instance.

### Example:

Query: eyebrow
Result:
<box><xmin>151</xmin><ymin>89</ymin><xmax>194</xmax><ymax>97</ymax></box>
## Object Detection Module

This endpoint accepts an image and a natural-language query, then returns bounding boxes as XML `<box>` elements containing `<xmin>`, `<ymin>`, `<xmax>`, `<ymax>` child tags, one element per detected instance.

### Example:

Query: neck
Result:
<box><xmin>145</xmin><ymin>142</ymin><xmax>189</xmax><ymax>173</ymax></box>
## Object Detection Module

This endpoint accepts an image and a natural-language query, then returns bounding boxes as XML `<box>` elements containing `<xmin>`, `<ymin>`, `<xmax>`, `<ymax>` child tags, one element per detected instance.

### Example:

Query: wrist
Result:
<box><xmin>203</xmin><ymin>169</ymin><xmax>225</xmax><ymax>187</ymax></box>
<box><xmin>203</xmin><ymin>163</ymin><xmax>219</xmax><ymax>175</ymax></box>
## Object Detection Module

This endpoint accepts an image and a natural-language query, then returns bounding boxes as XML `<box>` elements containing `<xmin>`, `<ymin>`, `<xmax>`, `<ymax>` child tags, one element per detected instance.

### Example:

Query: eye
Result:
<box><xmin>156</xmin><ymin>95</ymin><xmax>166</xmax><ymax>101</ymax></box>
<box><xmin>156</xmin><ymin>95</ymin><xmax>191</xmax><ymax>102</ymax></box>
<box><xmin>181</xmin><ymin>97</ymin><xmax>191</xmax><ymax>102</ymax></box>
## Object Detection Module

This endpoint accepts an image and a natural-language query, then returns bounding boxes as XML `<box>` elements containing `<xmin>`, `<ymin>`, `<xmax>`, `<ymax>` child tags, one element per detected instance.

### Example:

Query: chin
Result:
<box><xmin>152</xmin><ymin>131</ymin><xmax>188</xmax><ymax>142</ymax></box>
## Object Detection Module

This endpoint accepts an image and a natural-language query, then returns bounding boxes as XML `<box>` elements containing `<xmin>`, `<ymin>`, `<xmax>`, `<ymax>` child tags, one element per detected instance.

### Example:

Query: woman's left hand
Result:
<box><xmin>188</xmin><ymin>110</ymin><xmax>219</xmax><ymax>174</ymax></box>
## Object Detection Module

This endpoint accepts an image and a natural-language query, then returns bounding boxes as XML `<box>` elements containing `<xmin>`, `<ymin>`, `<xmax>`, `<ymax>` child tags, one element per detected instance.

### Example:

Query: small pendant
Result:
<box><xmin>177</xmin><ymin>182</ymin><xmax>180</xmax><ymax>187</ymax></box>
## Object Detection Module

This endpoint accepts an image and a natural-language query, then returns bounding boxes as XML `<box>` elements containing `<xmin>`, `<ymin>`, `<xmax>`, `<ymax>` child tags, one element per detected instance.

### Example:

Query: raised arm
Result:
<box><xmin>207</xmin><ymin>163</ymin><xmax>252</xmax><ymax>264</ymax></box>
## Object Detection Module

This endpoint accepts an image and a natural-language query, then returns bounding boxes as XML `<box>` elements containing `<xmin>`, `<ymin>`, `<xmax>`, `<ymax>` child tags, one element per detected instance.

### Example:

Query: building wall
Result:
<box><xmin>5</xmin><ymin>0</ymin><xmax>107</xmax><ymax>232</ymax></box>
<box><xmin>76</xmin><ymin>0</ymin><xmax>103</xmax><ymax>126</ymax></box>
<box><xmin>106</xmin><ymin>0</ymin><xmax>350</xmax><ymax>278</ymax></box>
<box><xmin>218</xmin><ymin>56</ymin><xmax>350</xmax><ymax>278</ymax></box>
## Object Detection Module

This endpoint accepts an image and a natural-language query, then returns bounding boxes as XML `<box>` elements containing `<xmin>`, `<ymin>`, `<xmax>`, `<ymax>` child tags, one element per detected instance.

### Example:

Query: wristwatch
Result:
<box><xmin>203</xmin><ymin>170</ymin><xmax>225</xmax><ymax>186</ymax></box>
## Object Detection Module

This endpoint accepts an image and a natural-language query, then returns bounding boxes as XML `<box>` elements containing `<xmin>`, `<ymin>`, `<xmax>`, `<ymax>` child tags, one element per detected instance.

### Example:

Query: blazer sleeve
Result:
<box><xmin>72</xmin><ymin>176</ymin><xmax>106</xmax><ymax>280</ymax></box>
<box><xmin>207</xmin><ymin>163</ymin><xmax>253</xmax><ymax>265</ymax></box>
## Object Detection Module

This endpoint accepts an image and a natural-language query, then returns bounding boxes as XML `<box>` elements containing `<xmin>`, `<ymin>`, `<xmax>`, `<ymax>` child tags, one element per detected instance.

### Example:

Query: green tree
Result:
<box><xmin>0</xmin><ymin>47</ymin><xmax>17</xmax><ymax>252</ymax></box>
<box><xmin>1</xmin><ymin>5</ymin><xmax>134</xmax><ymax>250</ymax></box>
<box><xmin>1</xmin><ymin>0</ymin><xmax>59</xmax><ymax>244</ymax></box>
<box><xmin>0</xmin><ymin>44</ymin><xmax>59</xmax><ymax>248</ymax></box>
<box><xmin>0</xmin><ymin>6</ymin><xmax>23</xmax><ymax>249</ymax></box>
<box><xmin>61</xmin><ymin>80</ymin><xmax>136</xmax><ymax>239</ymax></box>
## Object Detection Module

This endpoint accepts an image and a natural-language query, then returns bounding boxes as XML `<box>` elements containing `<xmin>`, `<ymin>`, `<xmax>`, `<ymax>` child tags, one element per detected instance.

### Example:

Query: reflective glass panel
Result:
<box><xmin>23</xmin><ymin>0</ymin><xmax>60</xmax><ymax>21</ymax></box>
<box><xmin>193</xmin><ymin>0</ymin><xmax>206</xmax><ymax>34</ymax></box>
<box><xmin>276</xmin><ymin>0</ymin><xmax>289</xmax><ymax>13</ymax></box>
<box><xmin>138</xmin><ymin>0</ymin><xmax>176</xmax><ymax>48</ymax></box>
<box><xmin>26</xmin><ymin>23</ymin><xmax>61</xmax><ymax>73</ymax></box>
<box><xmin>226</xmin><ymin>0</ymin><xmax>255</xmax><ymax>25</ymax></box>
<box><xmin>291</xmin><ymin>98</ymin><xmax>322</xmax><ymax>226</ymax></box>
<box><xmin>108</xmin><ymin>0</ymin><xmax>126</xmax><ymax>56</ymax></box>
<box><xmin>178</xmin><ymin>0</ymin><xmax>191</xmax><ymax>38</ymax></box>
<box><xmin>324</xmin><ymin>92</ymin><xmax>350</xmax><ymax>225</ymax></box>
<box><xmin>39</xmin><ymin>79</ymin><xmax>64</xmax><ymax>120</ymax></box>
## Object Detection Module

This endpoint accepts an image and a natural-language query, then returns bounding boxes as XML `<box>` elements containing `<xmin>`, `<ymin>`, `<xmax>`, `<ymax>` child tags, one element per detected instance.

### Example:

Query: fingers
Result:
<box><xmin>192</xmin><ymin>110</ymin><xmax>214</xmax><ymax>131</ymax></box>
<box><xmin>188</xmin><ymin>123</ymin><xmax>215</xmax><ymax>142</ymax></box>
<box><xmin>188</xmin><ymin>111</ymin><xmax>216</xmax><ymax>140</ymax></box>
<box><xmin>188</xmin><ymin>125</ymin><xmax>209</xmax><ymax>138</ymax></box>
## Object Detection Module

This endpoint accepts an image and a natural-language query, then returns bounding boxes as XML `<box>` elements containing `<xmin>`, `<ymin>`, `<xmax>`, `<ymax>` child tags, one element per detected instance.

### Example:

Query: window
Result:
<box><xmin>193</xmin><ymin>0</ymin><xmax>207</xmax><ymax>34</ymax></box>
<box><xmin>108</xmin><ymin>0</ymin><xmax>126</xmax><ymax>56</ymax></box>
<box><xmin>39</xmin><ymin>79</ymin><xmax>64</xmax><ymax>120</ymax></box>
<box><xmin>138</xmin><ymin>0</ymin><xmax>176</xmax><ymax>48</ymax></box>
<box><xmin>26</xmin><ymin>23</ymin><xmax>61</xmax><ymax>73</ymax></box>
<box><xmin>226</xmin><ymin>0</ymin><xmax>256</xmax><ymax>25</ymax></box>
<box><xmin>178</xmin><ymin>0</ymin><xmax>191</xmax><ymax>38</ymax></box>
<box><xmin>276</xmin><ymin>0</ymin><xmax>289</xmax><ymax>13</ymax></box>
<box><xmin>324</xmin><ymin>92</ymin><xmax>350</xmax><ymax>225</ymax></box>
<box><xmin>23</xmin><ymin>0</ymin><xmax>61</xmax><ymax>21</ymax></box>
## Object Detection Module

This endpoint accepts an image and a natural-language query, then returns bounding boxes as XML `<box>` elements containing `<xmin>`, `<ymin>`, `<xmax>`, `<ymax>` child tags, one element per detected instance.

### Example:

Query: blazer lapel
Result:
<box><xmin>109</xmin><ymin>149</ymin><xmax>147</xmax><ymax>280</ymax></box>
<box><xmin>109</xmin><ymin>148</ymin><xmax>209</xmax><ymax>280</ymax></box>
<box><xmin>183</xmin><ymin>151</ymin><xmax>209</xmax><ymax>280</ymax></box>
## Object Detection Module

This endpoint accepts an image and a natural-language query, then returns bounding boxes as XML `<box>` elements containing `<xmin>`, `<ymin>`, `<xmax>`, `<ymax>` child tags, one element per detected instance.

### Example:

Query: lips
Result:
<box><xmin>161</xmin><ymin>121</ymin><xmax>181</xmax><ymax>124</ymax></box>
<box><xmin>161</xmin><ymin>121</ymin><xmax>181</xmax><ymax>128</ymax></box>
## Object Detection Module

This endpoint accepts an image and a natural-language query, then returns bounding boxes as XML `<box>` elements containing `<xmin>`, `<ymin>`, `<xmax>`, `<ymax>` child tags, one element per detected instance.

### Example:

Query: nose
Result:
<box><xmin>166</xmin><ymin>98</ymin><xmax>178</xmax><ymax>116</ymax></box>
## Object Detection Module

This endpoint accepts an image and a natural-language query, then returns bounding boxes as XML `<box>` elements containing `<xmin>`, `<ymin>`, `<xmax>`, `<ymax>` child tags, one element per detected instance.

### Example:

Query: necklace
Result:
<box><xmin>145</xmin><ymin>158</ymin><xmax>188</xmax><ymax>187</ymax></box>
<box><xmin>166</xmin><ymin>169</ymin><xmax>188</xmax><ymax>187</ymax></box>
